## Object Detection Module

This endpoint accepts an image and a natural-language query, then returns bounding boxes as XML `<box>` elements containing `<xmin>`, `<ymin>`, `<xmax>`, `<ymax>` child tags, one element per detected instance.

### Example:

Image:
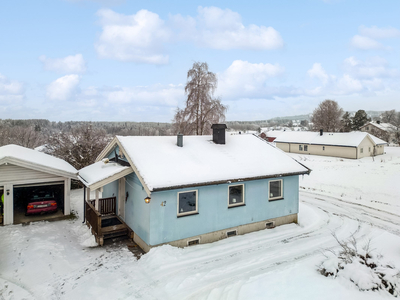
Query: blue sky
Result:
<box><xmin>0</xmin><ymin>0</ymin><xmax>399</xmax><ymax>122</ymax></box>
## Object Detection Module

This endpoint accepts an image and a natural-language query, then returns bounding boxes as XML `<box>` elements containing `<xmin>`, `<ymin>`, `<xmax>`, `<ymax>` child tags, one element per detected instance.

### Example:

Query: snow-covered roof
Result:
<box><xmin>115</xmin><ymin>134</ymin><xmax>310</xmax><ymax>192</ymax></box>
<box><xmin>78</xmin><ymin>160</ymin><xmax>133</xmax><ymax>190</ymax></box>
<box><xmin>274</xmin><ymin>131</ymin><xmax>387</xmax><ymax>147</ymax></box>
<box><xmin>0</xmin><ymin>144</ymin><xmax>78</xmax><ymax>178</ymax></box>
<box><xmin>362</xmin><ymin>122</ymin><xmax>397</xmax><ymax>132</ymax></box>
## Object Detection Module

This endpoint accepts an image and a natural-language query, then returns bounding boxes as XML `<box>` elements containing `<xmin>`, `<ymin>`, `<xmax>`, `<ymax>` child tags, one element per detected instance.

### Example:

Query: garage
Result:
<box><xmin>0</xmin><ymin>144</ymin><xmax>78</xmax><ymax>225</ymax></box>
<box><xmin>13</xmin><ymin>182</ymin><xmax>65</xmax><ymax>224</ymax></box>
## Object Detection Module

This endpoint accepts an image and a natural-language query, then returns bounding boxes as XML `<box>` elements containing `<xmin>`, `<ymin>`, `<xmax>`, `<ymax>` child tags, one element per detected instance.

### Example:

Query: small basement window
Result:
<box><xmin>269</xmin><ymin>180</ymin><xmax>283</xmax><ymax>201</ymax></box>
<box><xmin>187</xmin><ymin>238</ymin><xmax>200</xmax><ymax>246</ymax></box>
<box><xmin>228</xmin><ymin>184</ymin><xmax>244</xmax><ymax>207</ymax></box>
<box><xmin>177</xmin><ymin>190</ymin><xmax>198</xmax><ymax>217</ymax></box>
<box><xmin>266</xmin><ymin>221</ymin><xmax>275</xmax><ymax>229</ymax></box>
<box><xmin>226</xmin><ymin>230</ymin><xmax>237</xmax><ymax>237</ymax></box>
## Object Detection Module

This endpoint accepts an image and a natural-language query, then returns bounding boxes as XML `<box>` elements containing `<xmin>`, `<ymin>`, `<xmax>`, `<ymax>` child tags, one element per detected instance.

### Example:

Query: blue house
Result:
<box><xmin>79</xmin><ymin>126</ymin><xmax>310</xmax><ymax>252</ymax></box>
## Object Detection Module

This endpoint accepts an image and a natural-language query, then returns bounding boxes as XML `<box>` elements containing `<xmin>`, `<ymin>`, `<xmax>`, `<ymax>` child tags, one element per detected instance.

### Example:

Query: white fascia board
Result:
<box><xmin>0</xmin><ymin>157</ymin><xmax>78</xmax><ymax>179</ymax></box>
<box><xmin>94</xmin><ymin>136</ymin><xmax>152</xmax><ymax>197</ymax></box>
<box><xmin>87</xmin><ymin>167</ymin><xmax>134</xmax><ymax>190</ymax></box>
<box><xmin>115</xmin><ymin>138</ymin><xmax>152</xmax><ymax>197</ymax></box>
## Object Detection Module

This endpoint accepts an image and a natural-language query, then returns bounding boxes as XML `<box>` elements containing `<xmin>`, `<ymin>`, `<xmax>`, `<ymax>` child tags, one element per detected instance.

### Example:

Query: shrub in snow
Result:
<box><xmin>318</xmin><ymin>234</ymin><xmax>400</xmax><ymax>296</ymax></box>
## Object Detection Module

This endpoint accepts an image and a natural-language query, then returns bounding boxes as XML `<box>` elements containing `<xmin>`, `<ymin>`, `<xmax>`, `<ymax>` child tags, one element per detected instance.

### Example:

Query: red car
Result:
<box><xmin>26</xmin><ymin>192</ymin><xmax>58</xmax><ymax>215</ymax></box>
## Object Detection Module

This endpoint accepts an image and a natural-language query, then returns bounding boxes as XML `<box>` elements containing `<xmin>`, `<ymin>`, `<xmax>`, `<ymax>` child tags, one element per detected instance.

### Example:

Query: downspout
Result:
<box><xmin>82</xmin><ymin>186</ymin><xmax>86</xmax><ymax>223</ymax></box>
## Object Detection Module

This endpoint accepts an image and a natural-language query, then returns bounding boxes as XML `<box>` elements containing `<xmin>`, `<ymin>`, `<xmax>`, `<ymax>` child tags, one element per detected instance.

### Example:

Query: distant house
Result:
<box><xmin>78</xmin><ymin>125</ymin><xmax>310</xmax><ymax>252</ymax></box>
<box><xmin>274</xmin><ymin>131</ymin><xmax>387</xmax><ymax>159</ymax></box>
<box><xmin>360</xmin><ymin>121</ymin><xmax>398</xmax><ymax>144</ymax></box>
<box><xmin>0</xmin><ymin>145</ymin><xmax>78</xmax><ymax>225</ymax></box>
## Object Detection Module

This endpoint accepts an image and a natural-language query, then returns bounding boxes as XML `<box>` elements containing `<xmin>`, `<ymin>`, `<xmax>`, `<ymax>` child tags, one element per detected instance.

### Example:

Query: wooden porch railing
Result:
<box><xmin>88</xmin><ymin>197</ymin><xmax>116</xmax><ymax>216</ymax></box>
<box><xmin>85</xmin><ymin>200</ymin><xmax>102</xmax><ymax>241</ymax></box>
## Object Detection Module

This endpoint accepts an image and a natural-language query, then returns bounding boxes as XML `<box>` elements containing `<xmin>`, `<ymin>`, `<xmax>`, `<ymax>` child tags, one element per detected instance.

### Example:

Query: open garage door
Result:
<box><xmin>13</xmin><ymin>182</ymin><xmax>64</xmax><ymax>224</ymax></box>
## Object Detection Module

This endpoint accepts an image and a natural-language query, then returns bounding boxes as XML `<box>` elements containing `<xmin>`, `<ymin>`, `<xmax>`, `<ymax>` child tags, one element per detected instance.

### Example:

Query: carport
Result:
<box><xmin>0</xmin><ymin>145</ymin><xmax>78</xmax><ymax>225</ymax></box>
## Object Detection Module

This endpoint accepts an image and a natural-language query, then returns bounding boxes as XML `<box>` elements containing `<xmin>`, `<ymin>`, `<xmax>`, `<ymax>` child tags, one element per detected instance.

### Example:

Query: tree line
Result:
<box><xmin>311</xmin><ymin>99</ymin><xmax>400</xmax><ymax>142</ymax></box>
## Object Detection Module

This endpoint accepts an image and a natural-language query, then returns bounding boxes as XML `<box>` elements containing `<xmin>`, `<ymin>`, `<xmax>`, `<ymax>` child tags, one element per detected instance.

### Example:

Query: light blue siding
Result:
<box><xmin>148</xmin><ymin>175</ymin><xmax>299</xmax><ymax>246</ymax></box>
<box><xmin>124</xmin><ymin>173</ymin><xmax>151</xmax><ymax>244</ymax></box>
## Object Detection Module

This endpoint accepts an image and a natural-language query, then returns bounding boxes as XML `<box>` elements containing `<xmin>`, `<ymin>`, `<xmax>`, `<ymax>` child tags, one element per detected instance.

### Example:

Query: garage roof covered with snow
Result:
<box><xmin>0</xmin><ymin>144</ymin><xmax>78</xmax><ymax>178</ymax></box>
<box><xmin>98</xmin><ymin>134</ymin><xmax>310</xmax><ymax>193</ymax></box>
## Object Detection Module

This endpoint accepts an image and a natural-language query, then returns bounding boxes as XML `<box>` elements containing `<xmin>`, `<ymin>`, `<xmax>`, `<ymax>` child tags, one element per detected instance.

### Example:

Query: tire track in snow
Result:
<box><xmin>150</xmin><ymin>192</ymin><xmax>400</xmax><ymax>299</ymax></box>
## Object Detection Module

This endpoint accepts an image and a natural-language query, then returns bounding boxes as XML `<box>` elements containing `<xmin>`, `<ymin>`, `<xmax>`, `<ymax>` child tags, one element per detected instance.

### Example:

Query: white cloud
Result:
<box><xmin>95</xmin><ymin>9</ymin><xmax>171</xmax><ymax>64</ymax></box>
<box><xmin>195</xmin><ymin>7</ymin><xmax>283</xmax><ymax>50</ymax></box>
<box><xmin>218</xmin><ymin>60</ymin><xmax>288</xmax><ymax>99</ymax></box>
<box><xmin>306</xmin><ymin>57</ymin><xmax>399</xmax><ymax>97</ymax></box>
<box><xmin>47</xmin><ymin>74</ymin><xmax>80</xmax><ymax>101</ymax></box>
<box><xmin>350</xmin><ymin>35</ymin><xmax>387</xmax><ymax>50</ymax></box>
<box><xmin>172</xmin><ymin>6</ymin><xmax>284</xmax><ymax>50</ymax></box>
<box><xmin>95</xmin><ymin>7</ymin><xmax>284</xmax><ymax>64</ymax></box>
<box><xmin>39</xmin><ymin>54</ymin><xmax>87</xmax><ymax>73</ymax></box>
<box><xmin>359</xmin><ymin>25</ymin><xmax>400</xmax><ymax>39</ymax></box>
<box><xmin>307</xmin><ymin>63</ymin><xmax>331</xmax><ymax>85</ymax></box>
<box><xmin>343</xmin><ymin>56</ymin><xmax>398</xmax><ymax>79</ymax></box>
<box><xmin>350</xmin><ymin>26</ymin><xmax>400</xmax><ymax>50</ymax></box>
<box><xmin>0</xmin><ymin>73</ymin><xmax>24</xmax><ymax>103</ymax></box>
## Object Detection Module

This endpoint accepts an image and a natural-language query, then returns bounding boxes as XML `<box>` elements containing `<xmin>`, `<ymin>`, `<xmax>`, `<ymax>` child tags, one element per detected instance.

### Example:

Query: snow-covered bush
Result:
<box><xmin>318</xmin><ymin>234</ymin><xmax>400</xmax><ymax>296</ymax></box>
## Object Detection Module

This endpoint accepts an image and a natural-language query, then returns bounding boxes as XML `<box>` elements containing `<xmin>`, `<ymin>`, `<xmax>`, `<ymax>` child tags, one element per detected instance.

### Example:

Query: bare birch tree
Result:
<box><xmin>173</xmin><ymin>62</ymin><xmax>227</xmax><ymax>135</ymax></box>
<box><xmin>311</xmin><ymin>100</ymin><xmax>344</xmax><ymax>132</ymax></box>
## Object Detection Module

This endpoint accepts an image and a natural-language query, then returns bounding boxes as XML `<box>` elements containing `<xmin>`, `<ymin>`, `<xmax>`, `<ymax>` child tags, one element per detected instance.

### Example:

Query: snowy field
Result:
<box><xmin>1</xmin><ymin>147</ymin><xmax>400</xmax><ymax>299</ymax></box>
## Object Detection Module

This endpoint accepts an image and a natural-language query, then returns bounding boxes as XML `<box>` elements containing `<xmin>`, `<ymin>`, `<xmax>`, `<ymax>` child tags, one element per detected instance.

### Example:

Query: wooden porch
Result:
<box><xmin>85</xmin><ymin>196</ymin><xmax>133</xmax><ymax>246</ymax></box>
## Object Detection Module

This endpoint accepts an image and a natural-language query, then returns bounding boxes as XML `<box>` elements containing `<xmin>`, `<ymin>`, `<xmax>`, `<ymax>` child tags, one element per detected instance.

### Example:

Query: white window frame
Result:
<box><xmin>304</xmin><ymin>145</ymin><xmax>308</xmax><ymax>151</ymax></box>
<box><xmin>268</xmin><ymin>179</ymin><xmax>283</xmax><ymax>201</ymax></box>
<box><xmin>227</xmin><ymin>184</ymin><xmax>245</xmax><ymax>208</ymax></box>
<box><xmin>299</xmin><ymin>145</ymin><xmax>303</xmax><ymax>151</ymax></box>
<box><xmin>177</xmin><ymin>190</ymin><xmax>198</xmax><ymax>217</ymax></box>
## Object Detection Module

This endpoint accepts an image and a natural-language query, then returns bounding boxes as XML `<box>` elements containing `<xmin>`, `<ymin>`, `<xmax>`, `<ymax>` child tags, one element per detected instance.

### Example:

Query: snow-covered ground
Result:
<box><xmin>1</xmin><ymin>148</ymin><xmax>400</xmax><ymax>299</ymax></box>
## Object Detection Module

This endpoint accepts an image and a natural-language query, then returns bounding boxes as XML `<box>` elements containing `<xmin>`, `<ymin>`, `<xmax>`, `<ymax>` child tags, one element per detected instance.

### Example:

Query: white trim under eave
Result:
<box><xmin>0</xmin><ymin>157</ymin><xmax>78</xmax><ymax>180</ymax></box>
<box><xmin>80</xmin><ymin>167</ymin><xmax>134</xmax><ymax>191</ymax></box>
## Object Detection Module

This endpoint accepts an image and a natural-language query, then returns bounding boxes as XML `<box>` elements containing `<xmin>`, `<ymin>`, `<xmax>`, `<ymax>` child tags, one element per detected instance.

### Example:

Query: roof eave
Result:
<box><xmin>78</xmin><ymin>166</ymin><xmax>134</xmax><ymax>190</ymax></box>
<box><xmin>0</xmin><ymin>157</ymin><xmax>78</xmax><ymax>179</ymax></box>
<box><xmin>151</xmin><ymin>170</ymin><xmax>311</xmax><ymax>193</ymax></box>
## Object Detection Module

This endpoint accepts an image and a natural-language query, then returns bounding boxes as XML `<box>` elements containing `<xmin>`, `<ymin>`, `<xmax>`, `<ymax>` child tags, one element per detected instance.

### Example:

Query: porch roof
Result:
<box><xmin>78</xmin><ymin>160</ymin><xmax>133</xmax><ymax>190</ymax></box>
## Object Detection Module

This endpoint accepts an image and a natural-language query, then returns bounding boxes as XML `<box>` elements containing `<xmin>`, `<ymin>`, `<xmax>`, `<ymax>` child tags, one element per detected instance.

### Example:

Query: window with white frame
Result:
<box><xmin>269</xmin><ymin>179</ymin><xmax>283</xmax><ymax>200</ymax></box>
<box><xmin>228</xmin><ymin>184</ymin><xmax>244</xmax><ymax>207</ymax></box>
<box><xmin>360</xmin><ymin>148</ymin><xmax>363</xmax><ymax>154</ymax></box>
<box><xmin>177</xmin><ymin>190</ymin><xmax>198</xmax><ymax>216</ymax></box>
<box><xmin>299</xmin><ymin>145</ymin><xmax>303</xmax><ymax>151</ymax></box>
<box><xmin>304</xmin><ymin>145</ymin><xmax>308</xmax><ymax>151</ymax></box>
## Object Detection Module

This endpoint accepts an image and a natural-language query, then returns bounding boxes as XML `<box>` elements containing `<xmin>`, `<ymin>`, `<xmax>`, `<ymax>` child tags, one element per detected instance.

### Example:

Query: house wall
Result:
<box><xmin>358</xmin><ymin>136</ymin><xmax>374</xmax><ymax>158</ymax></box>
<box><xmin>102</xmin><ymin>172</ymin><xmax>150</xmax><ymax>245</ymax></box>
<box><xmin>375</xmin><ymin>145</ymin><xmax>385</xmax><ymax>155</ymax></box>
<box><xmin>276</xmin><ymin>142</ymin><xmax>357</xmax><ymax>159</ymax></box>
<box><xmin>147</xmin><ymin>175</ymin><xmax>300</xmax><ymax>247</ymax></box>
